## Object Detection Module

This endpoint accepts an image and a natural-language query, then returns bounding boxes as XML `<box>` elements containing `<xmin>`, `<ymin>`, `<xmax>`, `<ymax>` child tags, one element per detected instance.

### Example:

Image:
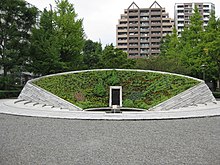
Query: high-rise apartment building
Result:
<box><xmin>174</xmin><ymin>2</ymin><xmax>215</xmax><ymax>35</ymax></box>
<box><xmin>116</xmin><ymin>1</ymin><xmax>174</xmax><ymax>58</ymax></box>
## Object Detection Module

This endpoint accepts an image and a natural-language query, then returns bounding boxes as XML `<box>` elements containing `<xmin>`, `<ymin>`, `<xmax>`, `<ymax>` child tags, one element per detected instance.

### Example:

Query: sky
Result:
<box><xmin>26</xmin><ymin>0</ymin><xmax>220</xmax><ymax>46</ymax></box>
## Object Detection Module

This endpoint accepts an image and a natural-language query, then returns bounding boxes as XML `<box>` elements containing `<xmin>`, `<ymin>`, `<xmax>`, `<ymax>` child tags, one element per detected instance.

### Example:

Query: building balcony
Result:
<box><xmin>117</xmin><ymin>29</ymin><xmax>127</xmax><ymax>33</ymax></box>
<box><xmin>162</xmin><ymin>28</ymin><xmax>172</xmax><ymax>31</ymax></box>
<box><xmin>140</xmin><ymin>44</ymin><xmax>149</xmax><ymax>48</ymax></box>
<box><xmin>117</xmin><ymin>34</ymin><xmax>127</xmax><ymax>38</ymax></box>
<box><xmin>128</xmin><ymin>23</ymin><xmax>139</xmax><ymax>27</ymax></box>
<box><xmin>140</xmin><ymin>13</ymin><xmax>149</xmax><ymax>16</ymax></box>
<box><xmin>140</xmin><ymin>28</ymin><xmax>149</xmax><ymax>32</ymax></box>
<box><xmin>140</xmin><ymin>51</ymin><xmax>148</xmax><ymax>53</ymax></box>
<box><xmin>140</xmin><ymin>33</ymin><xmax>148</xmax><ymax>37</ymax></box>
<box><xmin>128</xmin><ymin>39</ymin><xmax>139</xmax><ymax>42</ymax></box>
<box><xmin>151</xmin><ymin>39</ymin><xmax>161</xmax><ymax>42</ymax></box>
<box><xmin>162</xmin><ymin>22</ymin><xmax>173</xmax><ymax>26</ymax></box>
<box><xmin>150</xmin><ymin>12</ymin><xmax>162</xmax><ymax>15</ymax></box>
<box><xmin>128</xmin><ymin>50</ymin><xmax>139</xmax><ymax>54</ymax></box>
<box><xmin>129</xmin><ymin>18</ymin><xmax>139</xmax><ymax>21</ymax></box>
<box><xmin>150</xmin><ymin>33</ymin><xmax>161</xmax><ymax>37</ymax></box>
<box><xmin>128</xmin><ymin>12</ymin><xmax>139</xmax><ymax>16</ymax></box>
<box><xmin>140</xmin><ymin>39</ymin><xmax>149</xmax><ymax>43</ymax></box>
<box><xmin>117</xmin><ymin>45</ymin><xmax>127</xmax><ymax>49</ymax></box>
<box><xmin>128</xmin><ymin>34</ymin><xmax>139</xmax><ymax>37</ymax></box>
<box><xmin>177</xmin><ymin>13</ymin><xmax>184</xmax><ymax>15</ymax></box>
<box><xmin>151</xmin><ymin>17</ymin><xmax>162</xmax><ymax>21</ymax></box>
<box><xmin>117</xmin><ymin>24</ymin><xmax>128</xmax><ymax>27</ymax></box>
<box><xmin>117</xmin><ymin>39</ymin><xmax>127</xmax><ymax>43</ymax></box>
<box><xmin>151</xmin><ymin>28</ymin><xmax>162</xmax><ymax>31</ymax></box>
<box><xmin>151</xmin><ymin>49</ymin><xmax>160</xmax><ymax>53</ymax></box>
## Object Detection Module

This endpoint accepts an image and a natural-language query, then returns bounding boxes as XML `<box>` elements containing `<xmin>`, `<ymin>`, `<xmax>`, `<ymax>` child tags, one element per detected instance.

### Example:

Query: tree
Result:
<box><xmin>54</xmin><ymin>0</ymin><xmax>85</xmax><ymax>70</ymax></box>
<box><xmin>29</xmin><ymin>0</ymin><xmax>85</xmax><ymax>75</ymax></box>
<box><xmin>0</xmin><ymin>0</ymin><xmax>38</xmax><ymax>89</ymax></box>
<box><xmin>29</xmin><ymin>9</ymin><xmax>63</xmax><ymax>75</ymax></box>
<box><xmin>82</xmin><ymin>39</ymin><xmax>102</xmax><ymax>69</ymax></box>
<box><xmin>178</xmin><ymin>6</ymin><xmax>205</xmax><ymax>78</ymax></box>
<box><xmin>203</xmin><ymin>12</ymin><xmax>220</xmax><ymax>86</ymax></box>
<box><xmin>135</xmin><ymin>56</ymin><xmax>190</xmax><ymax>75</ymax></box>
<box><xmin>101</xmin><ymin>44</ymin><xmax>135</xmax><ymax>69</ymax></box>
<box><xmin>160</xmin><ymin>28</ymin><xmax>179</xmax><ymax>57</ymax></box>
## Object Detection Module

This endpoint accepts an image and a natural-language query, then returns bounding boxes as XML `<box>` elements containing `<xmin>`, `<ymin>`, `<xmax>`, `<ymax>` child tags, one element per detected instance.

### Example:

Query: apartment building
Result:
<box><xmin>116</xmin><ymin>1</ymin><xmax>174</xmax><ymax>58</ymax></box>
<box><xmin>174</xmin><ymin>2</ymin><xmax>215</xmax><ymax>35</ymax></box>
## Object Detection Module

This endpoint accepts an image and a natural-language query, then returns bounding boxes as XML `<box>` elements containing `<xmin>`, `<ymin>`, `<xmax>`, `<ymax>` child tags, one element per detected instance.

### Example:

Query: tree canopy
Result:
<box><xmin>29</xmin><ymin>0</ymin><xmax>85</xmax><ymax>75</ymax></box>
<box><xmin>0</xmin><ymin>0</ymin><xmax>38</xmax><ymax>89</ymax></box>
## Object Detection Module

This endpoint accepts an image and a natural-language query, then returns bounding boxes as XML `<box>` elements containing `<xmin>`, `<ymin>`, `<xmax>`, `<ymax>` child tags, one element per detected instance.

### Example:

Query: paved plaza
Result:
<box><xmin>0</xmin><ymin>99</ymin><xmax>220</xmax><ymax>164</ymax></box>
<box><xmin>0</xmin><ymin>113</ymin><xmax>220</xmax><ymax>165</ymax></box>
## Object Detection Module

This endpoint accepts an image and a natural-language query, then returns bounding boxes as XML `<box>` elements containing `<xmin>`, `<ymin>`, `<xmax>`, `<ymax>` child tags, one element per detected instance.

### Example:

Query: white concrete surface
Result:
<box><xmin>0</xmin><ymin>99</ymin><xmax>220</xmax><ymax>120</ymax></box>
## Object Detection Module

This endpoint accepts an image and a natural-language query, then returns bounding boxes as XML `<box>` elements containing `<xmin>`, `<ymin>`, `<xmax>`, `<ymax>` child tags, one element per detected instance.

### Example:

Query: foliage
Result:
<box><xmin>212</xmin><ymin>91</ymin><xmax>220</xmax><ymax>98</ymax></box>
<box><xmin>101</xmin><ymin>44</ymin><xmax>135</xmax><ymax>69</ymax></box>
<box><xmin>0</xmin><ymin>0</ymin><xmax>38</xmax><ymax>89</ymax></box>
<box><xmin>94</xmin><ymin>80</ymin><xmax>106</xmax><ymax>97</ymax></box>
<box><xmin>29</xmin><ymin>0</ymin><xmax>85</xmax><ymax>75</ymax></box>
<box><xmin>33</xmin><ymin>70</ymin><xmax>199</xmax><ymax>110</ymax></box>
<box><xmin>82</xmin><ymin>39</ymin><xmax>102</xmax><ymax>69</ymax></box>
<box><xmin>203</xmin><ymin>12</ymin><xmax>220</xmax><ymax>83</ymax></box>
<box><xmin>0</xmin><ymin>90</ymin><xmax>21</xmax><ymax>99</ymax></box>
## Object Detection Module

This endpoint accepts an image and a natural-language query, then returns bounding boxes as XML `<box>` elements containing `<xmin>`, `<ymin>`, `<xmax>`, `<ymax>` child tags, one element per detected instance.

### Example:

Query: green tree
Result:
<box><xmin>160</xmin><ymin>28</ymin><xmax>179</xmax><ymax>57</ymax></box>
<box><xmin>29</xmin><ymin>9</ymin><xmax>62</xmax><ymax>75</ymax></box>
<box><xmin>29</xmin><ymin>0</ymin><xmax>85</xmax><ymax>75</ymax></box>
<box><xmin>203</xmin><ymin>12</ymin><xmax>220</xmax><ymax>86</ymax></box>
<box><xmin>82</xmin><ymin>39</ymin><xmax>102</xmax><ymax>69</ymax></box>
<box><xmin>135</xmin><ymin>56</ymin><xmax>190</xmax><ymax>75</ymax></box>
<box><xmin>54</xmin><ymin>0</ymin><xmax>85</xmax><ymax>70</ymax></box>
<box><xmin>178</xmin><ymin>6</ymin><xmax>205</xmax><ymax>78</ymax></box>
<box><xmin>101</xmin><ymin>44</ymin><xmax>135</xmax><ymax>69</ymax></box>
<box><xmin>0</xmin><ymin>0</ymin><xmax>38</xmax><ymax>89</ymax></box>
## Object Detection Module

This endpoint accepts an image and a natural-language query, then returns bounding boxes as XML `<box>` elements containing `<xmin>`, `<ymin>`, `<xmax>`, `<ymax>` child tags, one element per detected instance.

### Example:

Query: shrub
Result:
<box><xmin>123</xmin><ymin>99</ymin><xmax>134</xmax><ymax>107</ymax></box>
<box><xmin>0</xmin><ymin>90</ymin><xmax>21</xmax><ymax>99</ymax></box>
<box><xmin>94</xmin><ymin>81</ymin><xmax>106</xmax><ymax>97</ymax></box>
<box><xmin>213</xmin><ymin>92</ymin><xmax>220</xmax><ymax>98</ymax></box>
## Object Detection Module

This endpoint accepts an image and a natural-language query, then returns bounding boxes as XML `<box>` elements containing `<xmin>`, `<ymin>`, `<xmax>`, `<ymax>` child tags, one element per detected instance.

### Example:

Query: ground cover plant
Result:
<box><xmin>33</xmin><ymin>70</ymin><xmax>200</xmax><ymax>110</ymax></box>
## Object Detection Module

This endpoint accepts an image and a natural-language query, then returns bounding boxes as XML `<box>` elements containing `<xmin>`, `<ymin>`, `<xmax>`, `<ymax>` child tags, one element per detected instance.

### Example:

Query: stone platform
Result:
<box><xmin>0</xmin><ymin>99</ymin><xmax>220</xmax><ymax>120</ymax></box>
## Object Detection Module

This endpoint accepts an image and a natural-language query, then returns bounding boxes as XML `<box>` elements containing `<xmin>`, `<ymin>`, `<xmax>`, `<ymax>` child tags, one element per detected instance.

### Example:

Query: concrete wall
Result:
<box><xmin>18</xmin><ymin>69</ymin><xmax>216</xmax><ymax>111</ymax></box>
<box><xmin>18</xmin><ymin>81</ymin><xmax>82</xmax><ymax>111</ymax></box>
<box><xmin>150</xmin><ymin>82</ymin><xmax>216</xmax><ymax>111</ymax></box>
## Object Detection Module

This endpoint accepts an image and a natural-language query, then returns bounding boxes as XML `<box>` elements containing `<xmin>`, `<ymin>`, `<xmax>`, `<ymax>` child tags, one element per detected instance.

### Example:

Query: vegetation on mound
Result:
<box><xmin>33</xmin><ymin>70</ymin><xmax>200</xmax><ymax>110</ymax></box>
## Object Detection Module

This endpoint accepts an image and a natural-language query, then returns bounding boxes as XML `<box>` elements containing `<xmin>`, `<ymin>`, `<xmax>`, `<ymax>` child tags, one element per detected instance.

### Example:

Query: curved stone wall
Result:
<box><xmin>18</xmin><ymin>69</ymin><xmax>216</xmax><ymax>111</ymax></box>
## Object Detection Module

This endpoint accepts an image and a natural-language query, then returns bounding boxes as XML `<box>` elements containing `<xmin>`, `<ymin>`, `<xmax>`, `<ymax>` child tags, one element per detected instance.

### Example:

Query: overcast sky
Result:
<box><xmin>26</xmin><ymin>0</ymin><xmax>220</xmax><ymax>46</ymax></box>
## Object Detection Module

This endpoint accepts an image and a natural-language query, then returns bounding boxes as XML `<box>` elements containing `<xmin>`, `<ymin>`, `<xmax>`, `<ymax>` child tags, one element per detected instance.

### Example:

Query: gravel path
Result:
<box><xmin>0</xmin><ymin>114</ymin><xmax>220</xmax><ymax>165</ymax></box>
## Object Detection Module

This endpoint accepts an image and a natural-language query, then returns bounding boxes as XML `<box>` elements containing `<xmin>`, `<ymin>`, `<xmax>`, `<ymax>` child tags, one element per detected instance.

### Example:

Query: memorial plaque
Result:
<box><xmin>112</xmin><ymin>89</ymin><xmax>120</xmax><ymax>105</ymax></box>
<box><xmin>109</xmin><ymin>86</ymin><xmax>122</xmax><ymax>107</ymax></box>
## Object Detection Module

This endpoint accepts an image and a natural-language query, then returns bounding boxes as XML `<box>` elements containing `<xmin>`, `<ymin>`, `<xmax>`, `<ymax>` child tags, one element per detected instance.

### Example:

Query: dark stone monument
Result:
<box><xmin>110</xmin><ymin>86</ymin><xmax>122</xmax><ymax>113</ymax></box>
<box><xmin>112</xmin><ymin>89</ymin><xmax>120</xmax><ymax>106</ymax></box>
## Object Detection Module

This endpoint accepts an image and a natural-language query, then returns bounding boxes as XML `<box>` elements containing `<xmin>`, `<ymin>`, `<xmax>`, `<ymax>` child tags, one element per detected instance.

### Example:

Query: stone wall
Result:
<box><xmin>149</xmin><ymin>82</ymin><xmax>216</xmax><ymax>111</ymax></box>
<box><xmin>18</xmin><ymin>81</ymin><xmax>82</xmax><ymax>111</ymax></box>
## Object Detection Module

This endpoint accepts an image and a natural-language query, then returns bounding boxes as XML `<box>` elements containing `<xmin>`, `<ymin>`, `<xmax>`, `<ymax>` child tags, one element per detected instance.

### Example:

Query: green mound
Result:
<box><xmin>33</xmin><ymin>70</ymin><xmax>200</xmax><ymax>110</ymax></box>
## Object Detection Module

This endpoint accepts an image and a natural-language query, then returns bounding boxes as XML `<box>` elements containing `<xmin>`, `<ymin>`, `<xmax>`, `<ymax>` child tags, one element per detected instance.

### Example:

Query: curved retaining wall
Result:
<box><xmin>18</xmin><ymin>69</ymin><xmax>216</xmax><ymax>111</ymax></box>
